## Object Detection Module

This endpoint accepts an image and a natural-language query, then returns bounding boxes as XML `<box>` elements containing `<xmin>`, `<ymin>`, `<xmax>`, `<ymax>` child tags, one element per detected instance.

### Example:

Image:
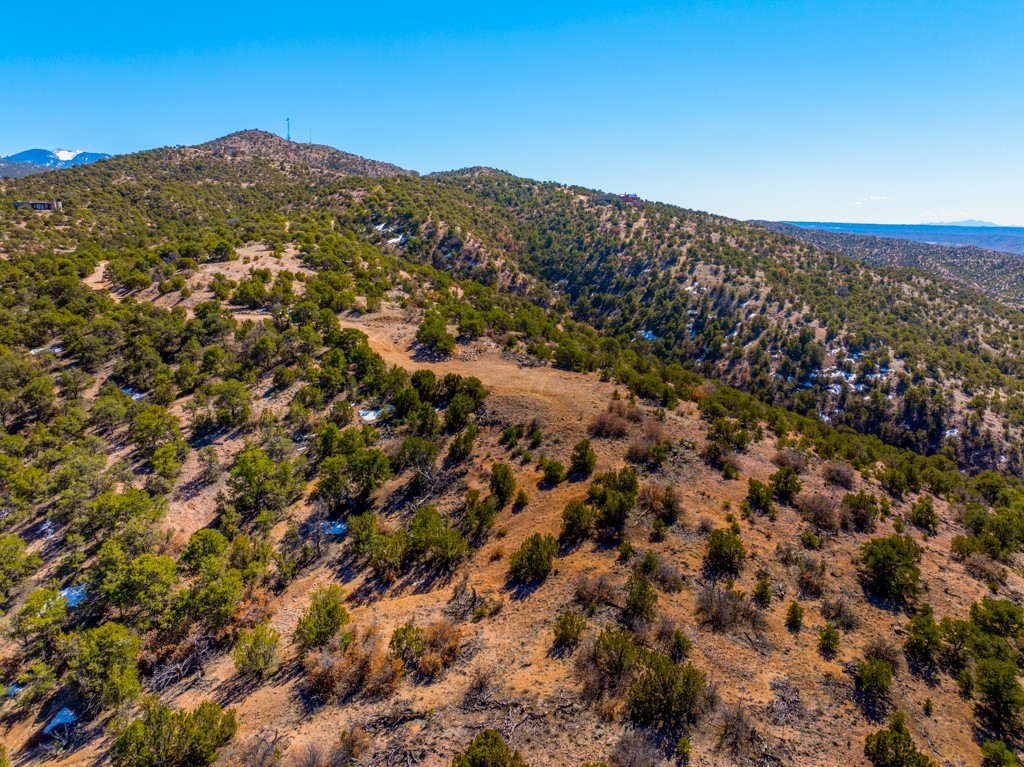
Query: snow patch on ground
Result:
<box><xmin>322</xmin><ymin>521</ymin><xmax>347</xmax><ymax>536</ymax></box>
<box><xmin>60</xmin><ymin>584</ymin><xmax>87</xmax><ymax>607</ymax></box>
<box><xmin>43</xmin><ymin>707</ymin><xmax>77</xmax><ymax>734</ymax></box>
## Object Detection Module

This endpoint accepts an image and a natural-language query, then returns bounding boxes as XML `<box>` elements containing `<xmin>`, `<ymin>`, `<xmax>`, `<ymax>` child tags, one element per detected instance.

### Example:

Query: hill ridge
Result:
<box><xmin>1</xmin><ymin>128</ymin><xmax>1024</xmax><ymax>767</ymax></box>
<box><xmin>200</xmin><ymin>129</ymin><xmax>415</xmax><ymax>178</ymax></box>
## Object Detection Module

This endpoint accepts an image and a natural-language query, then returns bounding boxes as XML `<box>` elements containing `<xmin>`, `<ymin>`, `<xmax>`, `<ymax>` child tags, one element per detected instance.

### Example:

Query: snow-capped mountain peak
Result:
<box><xmin>0</xmin><ymin>147</ymin><xmax>111</xmax><ymax>173</ymax></box>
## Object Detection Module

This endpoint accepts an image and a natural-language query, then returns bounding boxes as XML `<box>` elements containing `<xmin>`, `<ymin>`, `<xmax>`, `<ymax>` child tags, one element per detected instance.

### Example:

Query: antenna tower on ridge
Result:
<box><xmin>286</xmin><ymin>118</ymin><xmax>291</xmax><ymax>142</ymax></box>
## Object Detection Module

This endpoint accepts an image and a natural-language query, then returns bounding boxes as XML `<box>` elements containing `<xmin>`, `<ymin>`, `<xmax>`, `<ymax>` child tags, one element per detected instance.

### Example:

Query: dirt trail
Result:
<box><xmin>82</xmin><ymin>260</ymin><xmax>120</xmax><ymax>300</ymax></box>
<box><xmin>337</xmin><ymin>311</ymin><xmax>601</xmax><ymax>420</ymax></box>
<box><xmin>45</xmin><ymin>294</ymin><xmax>998</xmax><ymax>767</ymax></box>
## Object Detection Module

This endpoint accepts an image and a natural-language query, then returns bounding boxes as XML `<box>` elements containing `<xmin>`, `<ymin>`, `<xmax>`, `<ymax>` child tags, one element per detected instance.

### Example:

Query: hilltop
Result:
<box><xmin>0</xmin><ymin>132</ymin><xmax>1022</xmax><ymax>767</ymax></box>
<box><xmin>202</xmin><ymin>130</ymin><xmax>415</xmax><ymax>178</ymax></box>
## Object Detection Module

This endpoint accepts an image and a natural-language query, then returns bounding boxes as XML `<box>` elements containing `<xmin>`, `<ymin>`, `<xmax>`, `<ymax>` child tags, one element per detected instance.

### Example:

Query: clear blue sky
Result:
<box><xmin>3</xmin><ymin>1</ymin><xmax>1023</xmax><ymax>224</ymax></box>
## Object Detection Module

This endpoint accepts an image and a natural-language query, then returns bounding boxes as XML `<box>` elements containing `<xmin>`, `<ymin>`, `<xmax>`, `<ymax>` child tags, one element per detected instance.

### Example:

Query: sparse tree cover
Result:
<box><xmin>553</xmin><ymin>608</ymin><xmax>586</xmax><ymax>648</ymax></box>
<box><xmin>228</xmin><ymin>444</ymin><xmax>300</xmax><ymax>521</ymax></box>
<box><xmin>904</xmin><ymin>605</ymin><xmax>942</xmax><ymax>666</ymax></box>
<box><xmin>980</xmin><ymin>741</ymin><xmax>1019</xmax><ymax>767</ymax></box>
<box><xmin>111</xmin><ymin>697</ymin><xmax>238</xmax><ymax>767</ymax></box>
<box><xmin>976</xmin><ymin>658</ymin><xmax>1024</xmax><ymax>737</ymax></box>
<box><xmin>407</xmin><ymin>505</ymin><xmax>468</xmax><ymax>570</ymax></box>
<box><xmin>233</xmin><ymin>624</ymin><xmax>281</xmax><ymax>679</ymax></box>
<box><xmin>860</xmin><ymin>535</ymin><xmax>923</xmax><ymax>603</ymax></box>
<box><xmin>623</xmin><ymin>572</ymin><xmax>657</xmax><ymax>626</ymax></box>
<box><xmin>451</xmin><ymin>730</ymin><xmax>529</xmax><ymax>767</ymax></box>
<box><xmin>746</xmin><ymin>479</ymin><xmax>774</xmax><ymax>516</ymax></box>
<box><xmin>100</xmin><ymin>549</ymin><xmax>177</xmax><ymax>626</ymax></box>
<box><xmin>13</xmin><ymin>588</ymin><xmax>66</xmax><ymax>651</ymax></box>
<box><xmin>786</xmin><ymin>601</ymin><xmax>804</xmax><ymax>630</ymax></box>
<box><xmin>561</xmin><ymin>499</ymin><xmax>593</xmax><ymax>544</ymax></box>
<box><xmin>769</xmin><ymin>466</ymin><xmax>802</xmax><ymax>504</ymax></box>
<box><xmin>508</xmin><ymin>534</ymin><xmax>558</xmax><ymax>583</ymax></box>
<box><xmin>864</xmin><ymin>712</ymin><xmax>934</xmax><ymax>767</ymax></box>
<box><xmin>0</xmin><ymin>533</ymin><xmax>41</xmax><ymax>598</ymax></box>
<box><xmin>587</xmin><ymin>468</ymin><xmax>639</xmax><ymax>535</ymax></box>
<box><xmin>819</xmin><ymin>623</ymin><xmax>840</xmax><ymax>654</ymax></box>
<box><xmin>417</xmin><ymin>311</ymin><xmax>456</xmax><ymax>356</ymax></box>
<box><xmin>3</xmin><ymin>131</ymin><xmax>1024</xmax><ymax>766</ymax></box>
<box><xmin>627</xmin><ymin>654</ymin><xmax>708</xmax><ymax>729</ymax></box>
<box><xmin>448</xmin><ymin>423</ymin><xmax>478</xmax><ymax>462</ymax></box>
<box><xmin>704</xmin><ymin>528</ymin><xmax>747</xmax><ymax>576</ymax></box>
<box><xmin>856</xmin><ymin>657</ymin><xmax>893</xmax><ymax>701</ymax></box>
<box><xmin>295</xmin><ymin>585</ymin><xmax>350</xmax><ymax>654</ymax></box>
<box><xmin>490</xmin><ymin>463</ymin><xmax>516</xmax><ymax>507</ymax></box>
<box><xmin>570</xmin><ymin>438</ymin><xmax>597</xmax><ymax>476</ymax></box>
<box><xmin>908</xmin><ymin>495</ymin><xmax>939</xmax><ymax>533</ymax></box>
<box><xmin>65</xmin><ymin>622</ymin><xmax>142</xmax><ymax>709</ymax></box>
<box><xmin>541</xmin><ymin>458</ymin><xmax>567</xmax><ymax>485</ymax></box>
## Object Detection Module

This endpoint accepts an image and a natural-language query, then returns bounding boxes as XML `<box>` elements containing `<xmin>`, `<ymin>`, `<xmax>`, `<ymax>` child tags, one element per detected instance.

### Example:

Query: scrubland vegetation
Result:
<box><xmin>0</xmin><ymin>130</ymin><xmax>1021</xmax><ymax>765</ymax></box>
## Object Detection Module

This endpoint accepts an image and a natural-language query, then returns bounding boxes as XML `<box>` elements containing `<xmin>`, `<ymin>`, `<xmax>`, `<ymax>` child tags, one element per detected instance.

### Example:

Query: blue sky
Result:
<box><xmin>3</xmin><ymin>1</ymin><xmax>1023</xmax><ymax>224</ymax></box>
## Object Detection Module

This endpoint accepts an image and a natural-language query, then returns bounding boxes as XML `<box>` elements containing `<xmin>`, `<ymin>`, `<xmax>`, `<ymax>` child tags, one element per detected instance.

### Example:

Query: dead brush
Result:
<box><xmin>590</xmin><ymin>410</ymin><xmax>630</xmax><ymax>438</ymax></box>
<box><xmin>821</xmin><ymin>595</ymin><xmax>860</xmax><ymax>631</ymax></box>
<box><xmin>575</xmin><ymin>573</ymin><xmax>616</xmax><ymax>613</ymax></box>
<box><xmin>864</xmin><ymin>637</ymin><xmax>901</xmax><ymax>672</ymax></box>
<box><xmin>389</xmin><ymin>618</ymin><xmax>463</xmax><ymax>680</ymax></box>
<box><xmin>719</xmin><ymin>703</ymin><xmax>758</xmax><ymax>757</ymax></box>
<box><xmin>626</xmin><ymin>420</ymin><xmax>671</xmax><ymax>464</ymax></box>
<box><xmin>302</xmin><ymin>625</ymin><xmax>402</xmax><ymax>702</ymax></box>
<box><xmin>465</xmin><ymin>663</ymin><xmax>500</xmax><ymax>699</ymax></box>
<box><xmin>289</xmin><ymin>727</ymin><xmax>369</xmax><ymax>767</ymax></box>
<box><xmin>638</xmin><ymin>482</ymin><xmax>682</xmax><ymax>523</ymax></box>
<box><xmin>218</xmin><ymin>730</ymin><xmax>289</xmax><ymax>767</ymax></box>
<box><xmin>643</xmin><ymin>419</ymin><xmax>668</xmax><ymax>442</ymax></box>
<box><xmin>290</xmin><ymin>743</ymin><xmax>328</xmax><ymax>767</ymax></box>
<box><xmin>611</xmin><ymin>731</ymin><xmax>661</xmax><ymax>767</ymax></box>
<box><xmin>633</xmin><ymin>550</ymin><xmax>683</xmax><ymax>592</ymax></box>
<box><xmin>334</xmin><ymin>728</ymin><xmax>371</xmax><ymax>766</ymax></box>
<box><xmin>696</xmin><ymin>583</ymin><xmax>765</xmax><ymax>633</ymax></box>
<box><xmin>797</xmin><ymin>494</ymin><xmax>840</xmax><ymax>532</ymax></box>
<box><xmin>963</xmin><ymin>552</ymin><xmax>1006</xmax><ymax>585</ymax></box>
<box><xmin>796</xmin><ymin>555</ymin><xmax>827</xmax><ymax>597</ymax></box>
<box><xmin>418</xmin><ymin>618</ymin><xmax>462</xmax><ymax>678</ymax></box>
<box><xmin>776</xmin><ymin>542</ymin><xmax>800</xmax><ymax>566</ymax></box>
<box><xmin>625</xmin><ymin>439</ymin><xmax>653</xmax><ymax>463</ymax></box>
<box><xmin>772</xmin><ymin>448</ymin><xmax>807</xmax><ymax>473</ymax></box>
<box><xmin>823</xmin><ymin>461</ymin><xmax>857</xmax><ymax>489</ymax></box>
<box><xmin>609</xmin><ymin>398</ymin><xmax>644</xmax><ymax>423</ymax></box>
<box><xmin>652</xmin><ymin>615</ymin><xmax>692</xmax><ymax>661</ymax></box>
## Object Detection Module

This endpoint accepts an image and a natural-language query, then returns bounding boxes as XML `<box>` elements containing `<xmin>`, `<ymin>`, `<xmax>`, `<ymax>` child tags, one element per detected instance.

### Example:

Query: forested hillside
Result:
<box><xmin>757</xmin><ymin>220</ymin><xmax>1024</xmax><ymax>305</ymax></box>
<box><xmin>1</xmin><ymin>132</ymin><xmax>1024</xmax><ymax>767</ymax></box>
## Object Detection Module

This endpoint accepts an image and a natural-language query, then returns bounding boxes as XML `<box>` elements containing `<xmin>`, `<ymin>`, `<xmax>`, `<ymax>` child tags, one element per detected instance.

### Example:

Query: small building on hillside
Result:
<box><xmin>12</xmin><ymin>200</ymin><xmax>62</xmax><ymax>212</ymax></box>
<box><xmin>593</xmin><ymin>193</ymin><xmax>644</xmax><ymax>208</ymax></box>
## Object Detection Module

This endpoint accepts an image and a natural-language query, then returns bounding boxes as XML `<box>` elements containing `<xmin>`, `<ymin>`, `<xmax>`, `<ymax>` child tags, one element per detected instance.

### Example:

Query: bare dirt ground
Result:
<box><xmin>26</xmin><ymin>280</ymin><xmax>1012</xmax><ymax>767</ymax></box>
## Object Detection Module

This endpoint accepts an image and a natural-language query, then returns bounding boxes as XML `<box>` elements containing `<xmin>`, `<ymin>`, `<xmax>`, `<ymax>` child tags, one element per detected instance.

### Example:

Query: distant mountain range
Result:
<box><xmin>758</xmin><ymin>220</ymin><xmax>1024</xmax><ymax>303</ymax></box>
<box><xmin>0</xmin><ymin>148</ymin><xmax>111</xmax><ymax>178</ymax></box>
<box><xmin>926</xmin><ymin>219</ymin><xmax>1000</xmax><ymax>227</ymax></box>
<box><xmin>783</xmin><ymin>221</ymin><xmax>1024</xmax><ymax>255</ymax></box>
